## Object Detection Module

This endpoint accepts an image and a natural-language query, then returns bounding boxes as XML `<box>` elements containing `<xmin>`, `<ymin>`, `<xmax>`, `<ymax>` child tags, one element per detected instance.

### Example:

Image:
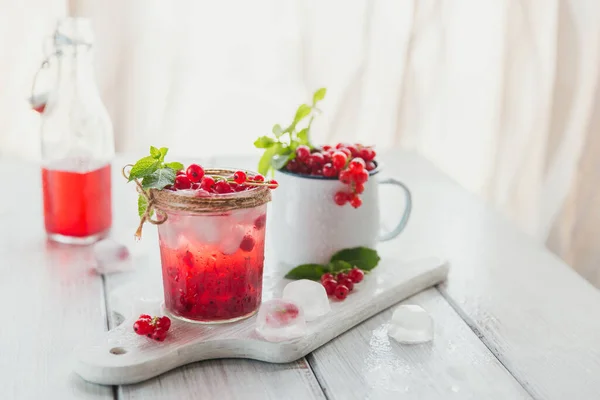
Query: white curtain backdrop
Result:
<box><xmin>1</xmin><ymin>0</ymin><xmax>600</xmax><ymax>285</ymax></box>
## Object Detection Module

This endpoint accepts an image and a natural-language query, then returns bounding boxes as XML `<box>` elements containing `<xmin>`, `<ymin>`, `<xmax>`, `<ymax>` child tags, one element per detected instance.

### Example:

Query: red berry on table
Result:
<box><xmin>349</xmin><ymin>194</ymin><xmax>363</xmax><ymax>208</ymax></box>
<box><xmin>339</xmin><ymin>277</ymin><xmax>355</xmax><ymax>291</ymax></box>
<box><xmin>267</xmin><ymin>179</ymin><xmax>279</xmax><ymax>189</ymax></box>
<box><xmin>334</xmin><ymin>191</ymin><xmax>349</xmax><ymax>206</ymax></box>
<box><xmin>322</xmin><ymin>163</ymin><xmax>337</xmax><ymax>178</ymax></box>
<box><xmin>339</xmin><ymin>169</ymin><xmax>352</xmax><ymax>184</ymax></box>
<box><xmin>186</xmin><ymin>163</ymin><xmax>205</xmax><ymax>183</ymax></box>
<box><xmin>335</xmin><ymin>143</ymin><xmax>347</xmax><ymax>149</ymax></box>
<box><xmin>133</xmin><ymin>319</ymin><xmax>153</xmax><ymax>335</ymax></box>
<box><xmin>334</xmin><ymin>284</ymin><xmax>349</xmax><ymax>300</ymax></box>
<box><xmin>331</xmin><ymin>151</ymin><xmax>348</xmax><ymax>169</ymax></box>
<box><xmin>336</xmin><ymin>272</ymin><xmax>348</xmax><ymax>281</ymax></box>
<box><xmin>156</xmin><ymin>316</ymin><xmax>171</xmax><ymax>331</ymax></box>
<box><xmin>233</xmin><ymin>170</ymin><xmax>247</xmax><ymax>184</ymax></box>
<box><xmin>215</xmin><ymin>180</ymin><xmax>233</xmax><ymax>194</ymax></box>
<box><xmin>348</xmin><ymin>268</ymin><xmax>365</xmax><ymax>283</ymax></box>
<box><xmin>360</xmin><ymin>147</ymin><xmax>376</xmax><ymax>161</ymax></box>
<box><xmin>340</xmin><ymin>148</ymin><xmax>352</xmax><ymax>157</ymax></box>
<box><xmin>151</xmin><ymin>328</ymin><xmax>168</xmax><ymax>342</ymax></box>
<box><xmin>307</xmin><ymin>152</ymin><xmax>325</xmax><ymax>168</ymax></box>
<box><xmin>322</xmin><ymin>279</ymin><xmax>338</xmax><ymax>296</ymax></box>
<box><xmin>253</xmin><ymin>174</ymin><xmax>265</xmax><ymax>182</ymax></box>
<box><xmin>296</xmin><ymin>145</ymin><xmax>311</xmax><ymax>162</ymax></box>
<box><xmin>239</xmin><ymin>234</ymin><xmax>256</xmax><ymax>252</ymax></box>
<box><xmin>353</xmin><ymin>169</ymin><xmax>369</xmax><ymax>184</ymax></box>
<box><xmin>174</xmin><ymin>174</ymin><xmax>192</xmax><ymax>190</ymax></box>
<box><xmin>346</xmin><ymin>145</ymin><xmax>359</xmax><ymax>157</ymax></box>
<box><xmin>200</xmin><ymin>176</ymin><xmax>215</xmax><ymax>191</ymax></box>
<box><xmin>365</xmin><ymin>161</ymin><xmax>376</xmax><ymax>171</ymax></box>
<box><xmin>321</xmin><ymin>272</ymin><xmax>335</xmax><ymax>283</ymax></box>
<box><xmin>322</xmin><ymin>145</ymin><xmax>332</xmax><ymax>151</ymax></box>
<box><xmin>354</xmin><ymin>182</ymin><xmax>365</xmax><ymax>194</ymax></box>
<box><xmin>349</xmin><ymin>158</ymin><xmax>366</xmax><ymax>172</ymax></box>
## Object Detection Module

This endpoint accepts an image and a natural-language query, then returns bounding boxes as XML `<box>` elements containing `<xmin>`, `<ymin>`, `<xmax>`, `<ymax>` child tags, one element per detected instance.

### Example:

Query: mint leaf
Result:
<box><xmin>159</xmin><ymin>147</ymin><xmax>168</xmax><ymax>162</ymax></box>
<box><xmin>293</xmin><ymin>104</ymin><xmax>311</xmax><ymax>125</ymax></box>
<box><xmin>254</xmin><ymin>136</ymin><xmax>275</xmax><ymax>149</ymax></box>
<box><xmin>330</xmin><ymin>247</ymin><xmax>380</xmax><ymax>271</ymax></box>
<box><xmin>137</xmin><ymin>194</ymin><xmax>154</xmax><ymax>218</ymax></box>
<box><xmin>285</xmin><ymin>264</ymin><xmax>328</xmax><ymax>280</ymax></box>
<box><xmin>297</xmin><ymin>128</ymin><xmax>309</xmax><ymax>145</ymax></box>
<box><xmin>312</xmin><ymin>88</ymin><xmax>326</xmax><ymax>104</ymax></box>
<box><xmin>272</xmin><ymin>124</ymin><xmax>283</xmax><ymax>137</ymax></box>
<box><xmin>150</xmin><ymin>146</ymin><xmax>161</xmax><ymax>159</ymax></box>
<box><xmin>141</xmin><ymin>167</ymin><xmax>176</xmax><ymax>190</ymax></box>
<box><xmin>129</xmin><ymin>156</ymin><xmax>160</xmax><ymax>181</ymax></box>
<box><xmin>271</xmin><ymin>152</ymin><xmax>291</xmax><ymax>170</ymax></box>
<box><xmin>327</xmin><ymin>260</ymin><xmax>353</xmax><ymax>273</ymax></box>
<box><xmin>258</xmin><ymin>144</ymin><xmax>280</xmax><ymax>176</ymax></box>
<box><xmin>165</xmin><ymin>161</ymin><xmax>183</xmax><ymax>171</ymax></box>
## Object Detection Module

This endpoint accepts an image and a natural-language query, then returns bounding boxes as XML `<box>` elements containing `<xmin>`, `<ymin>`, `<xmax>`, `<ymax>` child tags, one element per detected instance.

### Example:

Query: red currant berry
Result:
<box><xmin>235</xmin><ymin>183</ymin><xmax>247</xmax><ymax>192</ymax></box>
<box><xmin>334</xmin><ymin>284</ymin><xmax>349</xmax><ymax>300</ymax></box>
<box><xmin>336</xmin><ymin>272</ymin><xmax>348</xmax><ymax>281</ymax></box>
<box><xmin>334</xmin><ymin>191</ymin><xmax>349</xmax><ymax>206</ymax></box>
<box><xmin>133</xmin><ymin>319</ymin><xmax>153</xmax><ymax>335</ymax></box>
<box><xmin>233</xmin><ymin>170</ymin><xmax>247</xmax><ymax>184</ymax></box>
<box><xmin>254</xmin><ymin>214</ymin><xmax>267</xmax><ymax>230</ymax></box>
<box><xmin>215</xmin><ymin>180</ymin><xmax>233</xmax><ymax>194</ymax></box>
<box><xmin>331</xmin><ymin>151</ymin><xmax>348</xmax><ymax>169</ymax></box>
<box><xmin>360</xmin><ymin>147</ymin><xmax>376</xmax><ymax>161</ymax></box>
<box><xmin>320</xmin><ymin>273</ymin><xmax>335</xmax><ymax>283</ymax></box>
<box><xmin>286</xmin><ymin>159</ymin><xmax>300</xmax><ymax>172</ymax></box>
<box><xmin>239</xmin><ymin>235</ymin><xmax>256</xmax><ymax>252</ymax></box>
<box><xmin>322</xmin><ymin>279</ymin><xmax>338</xmax><ymax>296</ymax></box>
<box><xmin>335</xmin><ymin>143</ymin><xmax>347</xmax><ymax>149</ymax></box>
<box><xmin>267</xmin><ymin>179</ymin><xmax>279</xmax><ymax>189</ymax></box>
<box><xmin>200</xmin><ymin>176</ymin><xmax>215</xmax><ymax>191</ymax></box>
<box><xmin>365</xmin><ymin>161</ymin><xmax>376</xmax><ymax>171</ymax></box>
<box><xmin>353</xmin><ymin>169</ymin><xmax>369</xmax><ymax>184</ymax></box>
<box><xmin>186</xmin><ymin>164</ymin><xmax>205</xmax><ymax>183</ymax></box>
<box><xmin>174</xmin><ymin>175</ymin><xmax>192</xmax><ymax>190</ymax></box>
<box><xmin>340</xmin><ymin>148</ymin><xmax>352</xmax><ymax>157</ymax></box>
<box><xmin>354</xmin><ymin>182</ymin><xmax>365</xmax><ymax>194</ymax></box>
<box><xmin>346</xmin><ymin>145</ymin><xmax>359</xmax><ymax>157</ymax></box>
<box><xmin>322</xmin><ymin>145</ymin><xmax>332</xmax><ymax>152</ymax></box>
<box><xmin>296</xmin><ymin>145</ymin><xmax>311</xmax><ymax>162</ymax></box>
<box><xmin>339</xmin><ymin>277</ymin><xmax>355</xmax><ymax>291</ymax></box>
<box><xmin>156</xmin><ymin>316</ymin><xmax>171</xmax><ymax>331</ymax></box>
<box><xmin>349</xmin><ymin>158</ymin><xmax>366</xmax><ymax>172</ymax></box>
<box><xmin>349</xmin><ymin>194</ymin><xmax>363</xmax><ymax>208</ymax></box>
<box><xmin>307</xmin><ymin>153</ymin><xmax>325</xmax><ymax>168</ymax></box>
<box><xmin>151</xmin><ymin>328</ymin><xmax>168</xmax><ymax>342</ymax></box>
<box><xmin>339</xmin><ymin>169</ymin><xmax>352</xmax><ymax>184</ymax></box>
<box><xmin>348</xmin><ymin>268</ymin><xmax>365</xmax><ymax>283</ymax></box>
<box><xmin>322</xmin><ymin>163</ymin><xmax>337</xmax><ymax>178</ymax></box>
<box><xmin>253</xmin><ymin>174</ymin><xmax>265</xmax><ymax>182</ymax></box>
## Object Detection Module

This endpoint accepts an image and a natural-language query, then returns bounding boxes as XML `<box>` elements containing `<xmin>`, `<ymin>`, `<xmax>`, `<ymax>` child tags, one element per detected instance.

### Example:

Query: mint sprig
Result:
<box><xmin>254</xmin><ymin>87</ymin><xmax>327</xmax><ymax>176</ymax></box>
<box><xmin>284</xmin><ymin>247</ymin><xmax>380</xmax><ymax>280</ymax></box>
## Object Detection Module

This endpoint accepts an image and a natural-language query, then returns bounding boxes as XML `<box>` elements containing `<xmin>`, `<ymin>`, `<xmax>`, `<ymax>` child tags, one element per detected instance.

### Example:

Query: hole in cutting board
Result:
<box><xmin>109</xmin><ymin>347</ymin><xmax>127</xmax><ymax>355</ymax></box>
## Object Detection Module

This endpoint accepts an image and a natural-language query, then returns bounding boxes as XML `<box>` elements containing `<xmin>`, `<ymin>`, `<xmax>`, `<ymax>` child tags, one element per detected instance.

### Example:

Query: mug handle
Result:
<box><xmin>378</xmin><ymin>178</ymin><xmax>412</xmax><ymax>242</ymax></box>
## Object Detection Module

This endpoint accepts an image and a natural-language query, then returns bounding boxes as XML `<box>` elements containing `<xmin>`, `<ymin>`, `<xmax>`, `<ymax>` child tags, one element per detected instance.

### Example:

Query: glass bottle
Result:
<box><xmin>39</xmin><ymin>18</ymin><xmax>114</xmax><ymax>244</ymax></box>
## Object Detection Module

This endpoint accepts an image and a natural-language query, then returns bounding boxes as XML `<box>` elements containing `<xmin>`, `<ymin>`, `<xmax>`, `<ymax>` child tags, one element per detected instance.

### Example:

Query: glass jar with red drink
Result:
<box><xmin>151</xmin><ymin>170</ymin><xmax>271</xmax><ymax>323</ymax></box>
<box><xmin>38</xmin><ymin>18</ymin><xmax>114</xmax><ymax>244</ymax></box>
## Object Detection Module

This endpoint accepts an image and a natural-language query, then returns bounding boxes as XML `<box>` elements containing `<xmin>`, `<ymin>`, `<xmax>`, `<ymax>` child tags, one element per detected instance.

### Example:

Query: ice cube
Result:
<box><xmin>388</xmin><ymin>305</ymin><xmax>434</xmax><ymax>344</ymax></box>
<box><xmin>185</xmin><ymin>215</ymin><xmax>221</xmax><ymax>244</ymax></box>
<box><xmin>218</xmin><ymin>224</ymin><xmax>246</xmax><ymax>255</ymax></box>
<box><xmin>255</xmin><ymin>299</ymin><xmax>307</xmax><ymax>342</ymax></box>
<box><xmin>282</xmin><ymin>280</ymin><xmax>331</xmax><ymax>321</ymax></box>
<box><xmin>92</xmin><ymin>238</ymin><xmax>132</xmax><ymax>275</ymax></box>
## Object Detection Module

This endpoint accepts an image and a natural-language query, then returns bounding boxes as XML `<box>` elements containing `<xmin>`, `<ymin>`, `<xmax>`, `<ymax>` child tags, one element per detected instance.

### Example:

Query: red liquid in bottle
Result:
<box><xmin>42</xmin><ymin>163</ymin><xmax>112</xmax><ymax>239</ymax></box>
<box><xmin>159</xmin><ymin>210</ymin><xmax>267</xmax><ymax>323</ymax></box>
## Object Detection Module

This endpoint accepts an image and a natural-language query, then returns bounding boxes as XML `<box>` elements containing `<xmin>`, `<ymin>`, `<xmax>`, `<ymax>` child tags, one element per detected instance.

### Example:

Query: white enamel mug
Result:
<box><xmin>270</xmin><ymin>165</ymin><xmax>411</xmax><ymax>266</ymax></box>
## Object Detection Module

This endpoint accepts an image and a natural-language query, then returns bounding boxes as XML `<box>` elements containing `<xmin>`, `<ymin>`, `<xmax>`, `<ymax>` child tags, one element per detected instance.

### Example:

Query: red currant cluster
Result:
<box><xmin>167</xmin><ymin>163</ymin><xmax>278</xmax><ymax>194</ymax></box>
<box><xmin>320</xmin><ymin>267</ymin><xmax>365</xmax><ymax>300</ymax></box>
<box><xmin>133</xmin><ymin>314</ymin><xmax>171</xmax><ymax>341</ymax></box>
<box><xmin>285</xmin><ymin>143</ymin><xmax>376</xmax><ymax>208</ymax></box>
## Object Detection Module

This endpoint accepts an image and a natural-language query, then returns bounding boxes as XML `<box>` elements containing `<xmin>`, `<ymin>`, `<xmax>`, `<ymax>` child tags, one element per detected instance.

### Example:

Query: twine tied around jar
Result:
<box><xmin>122</xmin><ymin>165</ymin><xmax>272</xmax><ymax>239</ymax></box>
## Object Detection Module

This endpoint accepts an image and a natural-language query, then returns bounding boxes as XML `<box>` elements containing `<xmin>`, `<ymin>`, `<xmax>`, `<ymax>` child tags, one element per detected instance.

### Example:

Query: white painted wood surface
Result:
<box><xmin>75</xmin><ymin>258</ymin><xmax>448</xmax><ymax>384</ymax></box>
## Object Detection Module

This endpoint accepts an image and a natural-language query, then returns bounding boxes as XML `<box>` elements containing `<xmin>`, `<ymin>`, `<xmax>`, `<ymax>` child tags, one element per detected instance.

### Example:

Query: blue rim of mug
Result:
<box><xmin>276</xmin><ymin>161</ymin><xmax>381</xmax><ymax>180</ymax></box>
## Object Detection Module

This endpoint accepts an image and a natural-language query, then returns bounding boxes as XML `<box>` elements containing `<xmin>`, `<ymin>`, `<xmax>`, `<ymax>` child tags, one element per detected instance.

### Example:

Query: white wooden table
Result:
<box><xmin>2</xmin><ymin>151</ymin><xmax>600</xmax><ymax>400</ymax></box>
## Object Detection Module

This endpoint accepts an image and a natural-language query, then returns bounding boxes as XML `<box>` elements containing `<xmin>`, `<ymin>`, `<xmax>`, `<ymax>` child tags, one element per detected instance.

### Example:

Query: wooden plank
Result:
<box><xmin>0</xmin><ymin>161</ymin><xmax>113</xmax><ymax>399</ymax></box>
<box><xmin>105</xmin><ymin>155</ymin><xmax>325</xmax><ymax>399</ymax></box>
<box><xmin>308</xmin><ymin>288</ymin><xmax>531</xmax><ymax>400</ymax></box>
<box><xmin>380</xmin><ymin>151</ymin><xmax>600</xmax><ymax>399</ymax></box>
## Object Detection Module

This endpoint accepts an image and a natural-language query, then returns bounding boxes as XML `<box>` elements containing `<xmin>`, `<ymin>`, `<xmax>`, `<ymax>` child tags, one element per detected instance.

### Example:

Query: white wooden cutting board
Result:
<box><xmin>74</xmin><ymin>257</ymin><xmax>448</xmax><ymax>385</ymax></box>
